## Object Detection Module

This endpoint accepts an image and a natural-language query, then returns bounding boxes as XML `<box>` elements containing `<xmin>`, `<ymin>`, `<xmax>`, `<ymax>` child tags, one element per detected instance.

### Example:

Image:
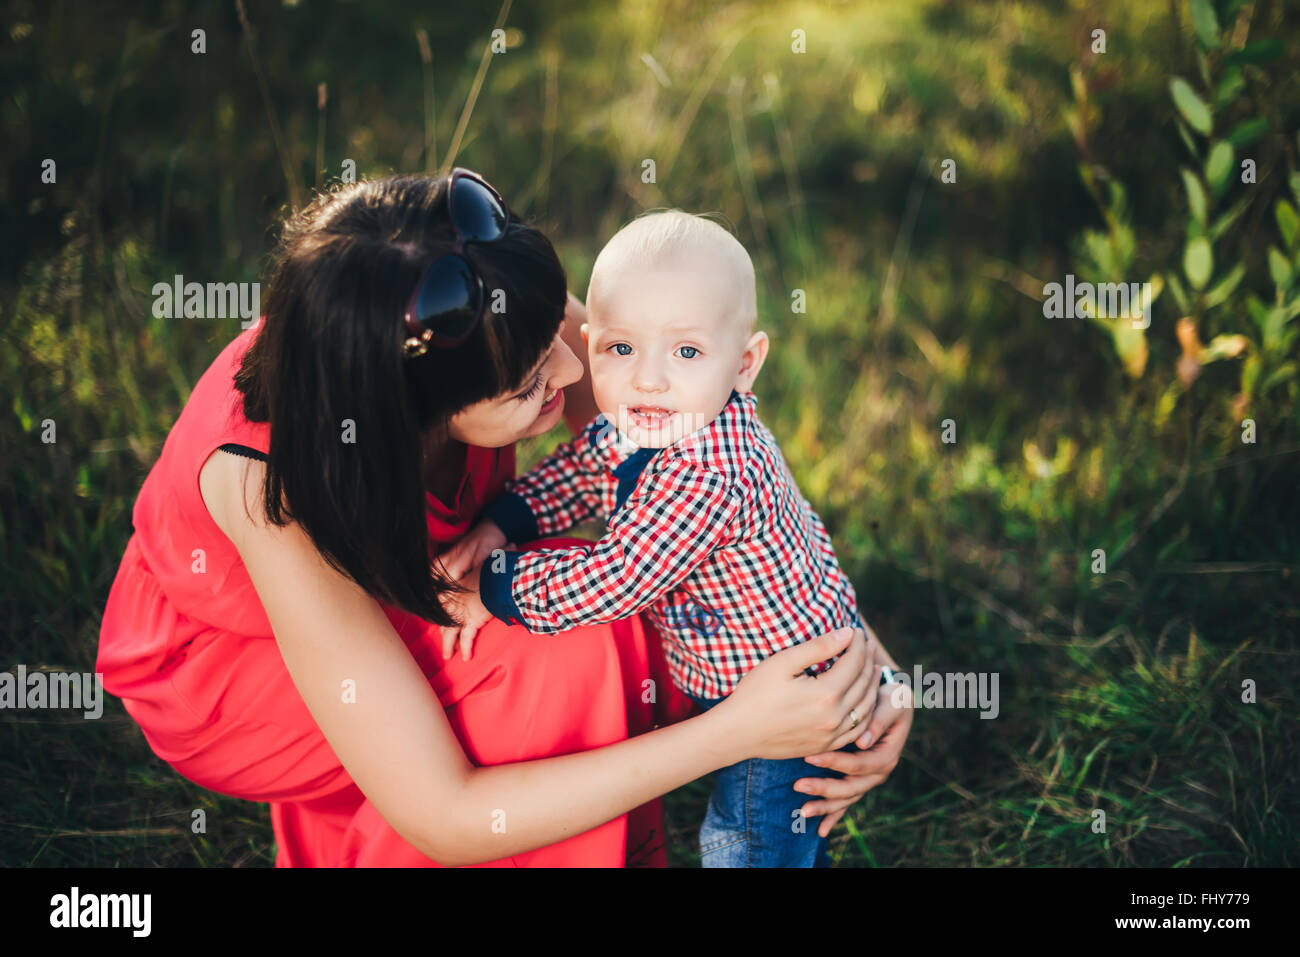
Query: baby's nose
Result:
<box><xmin>632</xmin><ymin>359</ymin><xmax>670</xmax><ymax>392</ymax></box>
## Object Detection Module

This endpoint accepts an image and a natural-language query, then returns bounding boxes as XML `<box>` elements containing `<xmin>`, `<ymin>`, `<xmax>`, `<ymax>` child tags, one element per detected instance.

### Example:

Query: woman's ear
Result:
<box><xmin>736</xmin><ymin>331</ymin><xmax>769</xmax><ymax>391</ymax></box>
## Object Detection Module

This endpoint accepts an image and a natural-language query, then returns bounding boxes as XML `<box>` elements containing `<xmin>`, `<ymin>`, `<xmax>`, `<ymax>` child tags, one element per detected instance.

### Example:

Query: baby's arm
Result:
<box><xmin>479</xmin><ymin>458</ymin><xmax>740</xmax><ymax>634</ymax></box>
<box><xmin>479</xmin><ymin>425</ymin><xmax>609</xmax><ymax>544</ymax></box>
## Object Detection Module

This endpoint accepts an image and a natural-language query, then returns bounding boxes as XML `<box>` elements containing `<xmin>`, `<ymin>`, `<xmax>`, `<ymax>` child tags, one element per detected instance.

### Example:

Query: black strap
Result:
<box><xmin>217</xmin><ymin>442</ymin><xmax>267</xmax><ymax>462</ymax></box>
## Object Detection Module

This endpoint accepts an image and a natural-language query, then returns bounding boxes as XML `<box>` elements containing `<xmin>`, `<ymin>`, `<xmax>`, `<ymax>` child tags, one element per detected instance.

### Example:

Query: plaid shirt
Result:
<box><xmin>478</xmin><ymin>388</ymin><xmax>864</xmax><ymax>699</ymax></box>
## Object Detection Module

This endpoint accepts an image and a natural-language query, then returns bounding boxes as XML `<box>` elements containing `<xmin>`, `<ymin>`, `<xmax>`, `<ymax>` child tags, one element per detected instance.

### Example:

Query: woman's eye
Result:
<box><xmin>678</xmin><ymin>346</ymin><xmax>699</xmax><ymax>359</ymax></box>
<box><xmin>517</xmin><ymin>371</ymin><xmax>545</xmax><ymax>401</ymax></box>
<box><xmin>612</xmin><ymin>343</ymin><xmax>632</xmax><ymax>356</ymax></box>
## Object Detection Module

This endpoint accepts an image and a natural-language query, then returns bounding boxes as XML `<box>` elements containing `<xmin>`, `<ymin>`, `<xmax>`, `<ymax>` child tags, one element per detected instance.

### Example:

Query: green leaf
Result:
<box><xmin>1185</xmin><ymin>237</ymin><xmax>1213</xmax><ymax>290</ymax></box>
<box><xmin>1070</xmin><ymin>66</ymin><xmax>1087</xmax><ymax>104</ymax></box>
<box><xmin>1189</xmin><ymin>0</ymin><xmax>1219</xmax><ymax>48</ymax></box>
<box><xmin>1261</xmin><ymin>362</ymin><xmax>1297</xmax><ymax>395</ymax></box>
<box><xmin>1210</xmin><ymin>194</ymin><xmax>1252</xmax><ymax>242</ymax></box>
<box><xmin>1226</xmin><ymin>38</ymin><xmax>1284</xmax><ymax>66</ymax></box>
<box><xmin>1242</xmin><ymin>353</ymin><xmax>1261</xmax><ymax>396</ymax></box>
<box><xmin>1170</xmin><ymin>78</ymin><xmax>1212</xmax><ymax>135</ymax></box>
<box><xmin>1269</xmin><ymin>247</ymin><xmax>1292</xmax><ymax>289</ymax></box>
<box><xmin>1265</xmin><ymin>306</ymin><xmax>1287</xmax><ymax>350</ymax></box>
<box><xmin>1276</xmin><ymin>201</ymin><xmax>1299</xmax><ymax>252</ymax></box>
<box><xmin>1214</xmin><ymin>67</ymin><xmax>1245</xmax><ymax>108</ymax></box>
<box><xmin>1166</xmin><ymin>271</ymin><xmax>1190</xmax><ymax>313</ymax></box>
<box><xmin>1203</xmin><ymin>263</ymin><xmax>1245</xmax><ymax>308</ymax></box>
<box><xmin>1200</xmin><ymin>334</ymin><xmax>1248</xmax><ymax>363</ymax></box>
<box><xmin>1112</xmin><ymin>319</ymin><xmax>1149</xmax><ymax>378</ymax></box>
<box><xmin>1181</xmin><ymin>168</ymin><xmax>1207</xmax><ymax>223</ymax></box>
<box><xmin>1205</xmin><ymin>141</ymin><xmax>1235</xmax><ymax>198</ymax></box>
<box><xmin>1175</xmin><ymin>118</ymin><xmax>1200</xmax><ymax>160</ymax></box>
<box><xmin>1292</xmin><ymin>172</ymin><xmax>1300</xmax><ymax>205</ymax></box>
<box><xmin>1154</xmin><ymin>382</ymin><xmax>1182</xmax><ymax>427</ymax></box>
<box><xmin>1246</xmin><ymin>295</ymin><xmax>1269</xmax><ymax>332</ymax></box>
<box><xmin>1226</xmin><ymin>117</ymin><xmax>1269</xmax><ymax>148</ymax></box>
<box><xmin>1107</xmin><ymin>178</ymin><xmax>1128</xmax><ymax>218</ymax></box>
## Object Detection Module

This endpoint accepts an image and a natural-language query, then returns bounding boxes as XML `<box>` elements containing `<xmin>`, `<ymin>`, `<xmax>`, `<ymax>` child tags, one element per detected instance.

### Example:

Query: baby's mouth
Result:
<box><xmin>630</xmin><ymin>406</ymin><xmax>674</xmax><ymax>420</ymax></box>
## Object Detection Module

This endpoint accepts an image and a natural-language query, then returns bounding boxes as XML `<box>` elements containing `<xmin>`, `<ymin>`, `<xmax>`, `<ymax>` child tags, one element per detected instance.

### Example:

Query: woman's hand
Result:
<box><xmin>795</xmin><ymin>664</ymin><xmax>915</xmax><ymax>838</ymax></box>
<box><xmin>714</xmin><ymin>627</ymin><xmax>878</xmax><ymax>762</ymax></box>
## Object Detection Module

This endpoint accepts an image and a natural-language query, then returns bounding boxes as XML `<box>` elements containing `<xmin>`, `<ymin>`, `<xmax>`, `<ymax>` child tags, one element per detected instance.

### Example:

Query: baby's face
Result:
<box><xmin>582</xmin><ymin>253</ymin><xmax>765</xmax><ymax>448</ymax></box>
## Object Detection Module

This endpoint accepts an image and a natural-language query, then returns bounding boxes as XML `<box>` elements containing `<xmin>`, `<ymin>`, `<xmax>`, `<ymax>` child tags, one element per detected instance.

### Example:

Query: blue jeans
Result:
<box><xmin>688</xmin><ymin>692</ymin><xmax>846</xmax><ymax>868</ymax></box>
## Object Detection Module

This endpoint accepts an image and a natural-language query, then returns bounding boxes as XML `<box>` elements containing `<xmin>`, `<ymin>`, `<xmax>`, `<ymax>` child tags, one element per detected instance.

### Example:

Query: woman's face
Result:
<box><xmin>445</xmin><ymin>326</ymin><xmax>585</xmax><ymax>448</ymax></box>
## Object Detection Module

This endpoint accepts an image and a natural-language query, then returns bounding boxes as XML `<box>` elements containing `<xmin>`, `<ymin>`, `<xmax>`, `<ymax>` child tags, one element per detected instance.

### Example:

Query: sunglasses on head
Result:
<box><xmin>401</xmin><ymin>168</ymin><xmax>510</xmax><ymax>359</ymax></box>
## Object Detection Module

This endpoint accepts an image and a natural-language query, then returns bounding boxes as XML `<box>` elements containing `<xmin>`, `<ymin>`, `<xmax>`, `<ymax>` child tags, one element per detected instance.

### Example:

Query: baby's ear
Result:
<box><xmin>580</xmin><ymin>322</ymin><xmax>590</xmax><ymax>344</ymax></box>
<box><xmin>735</xmin><ymin>330</ymin><xmax>770</xmax><ymax>391</ymax></box>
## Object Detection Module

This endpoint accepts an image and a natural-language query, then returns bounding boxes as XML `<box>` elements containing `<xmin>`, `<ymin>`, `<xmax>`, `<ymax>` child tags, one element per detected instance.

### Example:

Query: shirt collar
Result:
<box><xmin>584</xmin><ymin>389</ymin><xmax>754</xmax><ymax>470</ymax></box>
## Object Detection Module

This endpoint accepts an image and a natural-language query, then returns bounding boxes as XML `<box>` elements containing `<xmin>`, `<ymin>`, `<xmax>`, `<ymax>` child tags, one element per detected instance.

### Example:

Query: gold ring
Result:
<box><xmin>849</xmin><ymin>708</ymin><xmax>859</xmax><ymax>729</ymax></box>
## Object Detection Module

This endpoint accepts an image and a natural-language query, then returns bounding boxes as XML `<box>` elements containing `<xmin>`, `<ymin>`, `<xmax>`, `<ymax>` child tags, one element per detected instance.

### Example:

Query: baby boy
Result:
<box><xmin>444</xmin><ymin>210</ymin><xmax>870</xmax><ymax>867</ymax></box>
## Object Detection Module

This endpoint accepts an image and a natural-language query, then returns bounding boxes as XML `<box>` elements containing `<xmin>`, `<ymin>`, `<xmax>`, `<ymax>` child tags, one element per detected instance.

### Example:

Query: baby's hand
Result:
<box><xmin>439</xmin><ymin>563</ymin><xmax>496</xmax><ymax>662</ymax></box>
<box><xmin>436</xmin><ymin>519</ymin><xmax>509</xmax><ymax>583</ymax></box>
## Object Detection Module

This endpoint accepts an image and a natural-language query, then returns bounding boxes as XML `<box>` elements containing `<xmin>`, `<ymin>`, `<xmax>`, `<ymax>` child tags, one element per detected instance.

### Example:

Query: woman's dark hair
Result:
<box><xmin>233</xmin><ymin>173</ymin><xmax>567</xmax><ymax>626</ymax></box>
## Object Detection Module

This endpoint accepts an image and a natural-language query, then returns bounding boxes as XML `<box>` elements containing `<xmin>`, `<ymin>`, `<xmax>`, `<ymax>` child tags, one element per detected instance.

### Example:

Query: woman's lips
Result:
<box><xmin>539</xmin><ymin>387</ymin><xmax>564</xmax><ymax>416</ymax></box>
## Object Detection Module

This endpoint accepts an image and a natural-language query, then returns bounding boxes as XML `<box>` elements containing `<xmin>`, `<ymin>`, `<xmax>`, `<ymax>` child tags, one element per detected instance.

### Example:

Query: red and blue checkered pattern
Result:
<box><xmin>478</xmin><ymin>389</ymin><xmax>864</xmax><ymax>699</ymax></box>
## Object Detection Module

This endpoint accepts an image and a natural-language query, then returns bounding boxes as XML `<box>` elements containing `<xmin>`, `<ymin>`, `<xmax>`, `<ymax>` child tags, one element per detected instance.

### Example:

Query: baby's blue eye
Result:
<box><xmin>679</xmin><ymin>346</ymin><xmax>699</xmax><ymax>359</ymax></box>
<box><xmin>612</xmin><ymin>343</ymin><xmax>632</xmax><ymax>356</ymax></box>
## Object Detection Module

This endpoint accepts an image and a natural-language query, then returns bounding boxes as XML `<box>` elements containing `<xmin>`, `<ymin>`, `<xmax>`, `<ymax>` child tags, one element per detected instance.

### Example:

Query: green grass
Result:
<box><xmin>3</xmin><ymin>0</ymin><xmax>1298</xmax><ymax>866</ymax></box>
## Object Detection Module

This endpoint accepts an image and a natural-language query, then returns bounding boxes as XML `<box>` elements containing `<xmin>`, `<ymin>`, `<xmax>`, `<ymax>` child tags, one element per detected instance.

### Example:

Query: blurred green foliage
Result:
<box><xmin>2</xmin><ymin>0</ymin><xmax>1297</xmax><ymax>867</ymax></box>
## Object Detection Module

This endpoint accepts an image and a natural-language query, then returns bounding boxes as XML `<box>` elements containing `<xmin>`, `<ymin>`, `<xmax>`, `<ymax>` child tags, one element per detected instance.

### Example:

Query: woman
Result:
<box><xmin>96</xmin><ymin>170</ymin><xmax>913</xmax><ymax>866</ymax></box>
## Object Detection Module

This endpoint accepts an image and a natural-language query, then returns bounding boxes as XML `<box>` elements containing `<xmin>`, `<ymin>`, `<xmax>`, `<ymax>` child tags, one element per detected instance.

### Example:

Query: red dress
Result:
<box><xmin>96</xmin><ymin>319</ymin><xmax>694</xmax><ymax>866</ymax></box>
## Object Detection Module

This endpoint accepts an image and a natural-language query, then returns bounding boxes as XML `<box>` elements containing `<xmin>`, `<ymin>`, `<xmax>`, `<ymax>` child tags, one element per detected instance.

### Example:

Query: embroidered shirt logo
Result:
<box><xmin>662</xmin><ymin>598</ymin><xmax>723</xmax><ymax>638</ymax></box>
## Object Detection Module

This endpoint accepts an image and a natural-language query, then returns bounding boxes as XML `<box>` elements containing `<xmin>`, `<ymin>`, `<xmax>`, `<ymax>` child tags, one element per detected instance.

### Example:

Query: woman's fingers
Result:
<box><xmin>782</xmin><ymin>626</ymin><xmax>858</xmax><ymax>676</ymax></box>
<box><xmin>815</xmin><ymin>807</ymin><xmax>849</xmax><ymax>839</ymax></box>
<box><xmin>804</xmin><ymin>745</ymin><xmax>895</xmax><ymax>777</ymax></box>
<box><xmin>800</xmin><ymin>795</ymin><xmax>858</xmax><ymax>821</ymax></box>
<box><xmin>803</xmin><ymin>793</ymin><xmax>882</xmax><ymax>837</ymax></box>
<box><xmin>827</xmin><ymin>659</ymin><xmax>881</xmax><ymax>748</ymax></box>
<box><xmin>836</xmin><ymin>638</ymin><xmax>876</xmax><ymax>711</ymax></box>
<box><xmin>794</xmin><ymin>770</ymin><xmax>880</xmax><ymax>801</ymax></box>
<box><xmin>813</xmin><ymin>627</ymin><xmax>868</xmax><ymax>702</ymax></box>
<box><xmin>440</xmin><ymin>625</ymin><xmax>458</xmax><ymax>660</ymax></box>
<box><xmin>460</xmin><ymin>626</ymin><xmax>477</xmax><ymax>661</ymax></box>
<box><xmin>864</xmin><ymin>682</ymin><xmax>914</xmax><ymax>747</ymax></box>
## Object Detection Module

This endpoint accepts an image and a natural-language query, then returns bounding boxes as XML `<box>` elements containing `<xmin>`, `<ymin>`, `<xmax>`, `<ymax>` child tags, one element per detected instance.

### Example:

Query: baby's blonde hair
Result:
<box><xmin>588</xmin><ymin>209</ymin><xmax>757</xmax><ymax>337</ymax></box>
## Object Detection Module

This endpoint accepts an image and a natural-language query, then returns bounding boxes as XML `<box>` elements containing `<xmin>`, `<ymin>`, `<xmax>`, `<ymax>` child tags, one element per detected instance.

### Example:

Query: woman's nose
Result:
<box><xmin>550</xmin><ymin>336</ymin><xmax>585</xmax><ymax>390</ymax></box>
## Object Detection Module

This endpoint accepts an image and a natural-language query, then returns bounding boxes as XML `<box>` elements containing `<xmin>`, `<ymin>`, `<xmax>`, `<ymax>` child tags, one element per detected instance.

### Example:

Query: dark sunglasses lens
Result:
<box><xmin>415</xmin><ymin>256</ymin><xmax>480</xmax><ymax>340</ymax></box>
<box><xmin>449</xmin><ymin>176</ymin><xmax>508</xmax><ymax>242</ymax></box>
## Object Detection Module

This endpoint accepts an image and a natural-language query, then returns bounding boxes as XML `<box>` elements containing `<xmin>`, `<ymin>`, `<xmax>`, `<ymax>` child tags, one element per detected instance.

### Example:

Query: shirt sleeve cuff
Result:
<box><xmin>480</xmin><ymin>491</ymin><xmax>539</xmax><ymax>545</ymax></box>
<box><xmin>479</xmin><ymin>549</ymin><xmax>526</xmax><ymax>626</ymax></box>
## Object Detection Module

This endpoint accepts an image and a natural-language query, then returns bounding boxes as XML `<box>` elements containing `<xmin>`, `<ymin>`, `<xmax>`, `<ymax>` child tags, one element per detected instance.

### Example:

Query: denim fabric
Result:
<box><xmin>688</xmin><ymin>692</ymin><xmax>843</xmax><ymax>867</ymax></box>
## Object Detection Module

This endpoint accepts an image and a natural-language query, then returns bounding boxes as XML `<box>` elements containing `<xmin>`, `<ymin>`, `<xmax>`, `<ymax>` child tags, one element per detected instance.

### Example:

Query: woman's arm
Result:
<box><xmin>215</xmin><ymin>455</ymin><xmax>876</xmax><ymax>866</ymax></box>
<box><xmin>559</xmin><ymin>292</ymin><xmax>599</xmax><ymax>436</ymax></box>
